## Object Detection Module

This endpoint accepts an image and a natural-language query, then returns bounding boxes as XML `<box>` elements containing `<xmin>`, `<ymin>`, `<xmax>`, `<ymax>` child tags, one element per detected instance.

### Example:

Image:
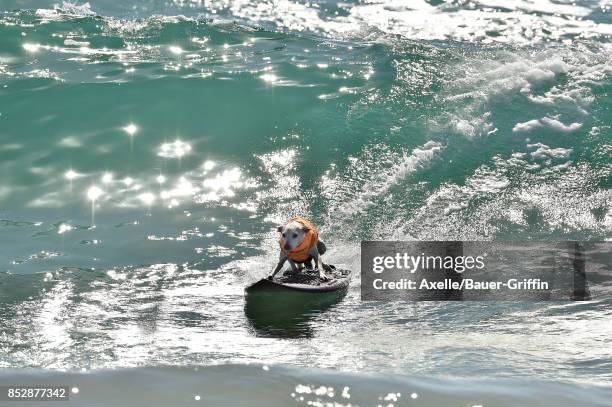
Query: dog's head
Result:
<box><xmin>277</xmin><ymin>220</ymin><xmax>310</xmax><ymax>250</ymax></box>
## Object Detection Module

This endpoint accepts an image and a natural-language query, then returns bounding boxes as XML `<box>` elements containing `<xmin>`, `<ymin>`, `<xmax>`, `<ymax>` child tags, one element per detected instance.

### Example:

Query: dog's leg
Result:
<box><xmin>316</xmin><ymin>240</ymin><xmax>332</xmax><ymax>272</ymax></box>
<box><xmin>286</xmin><ymin>260</ymin><xmax>299</xmax><ymax>275</ymax></box>
<box><xmin>311</xmin><ymin>250</ymin><xmax>329</xmax><ymax>281</ymax></box>
<box><xmin>268</xmin><ymin>253</ymin><xmax>287</xmax><ymax>279</ymax></box>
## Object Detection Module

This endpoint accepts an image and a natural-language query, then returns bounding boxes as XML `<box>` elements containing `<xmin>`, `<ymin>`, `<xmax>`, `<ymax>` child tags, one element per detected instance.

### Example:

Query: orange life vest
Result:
<box><xmin>279</xmin><ymin>216</ymin><xmax>318</xmax><ymax>263</ymax></box>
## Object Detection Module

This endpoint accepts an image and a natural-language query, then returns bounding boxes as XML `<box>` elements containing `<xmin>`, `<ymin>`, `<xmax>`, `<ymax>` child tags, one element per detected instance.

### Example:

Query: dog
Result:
<box><xmin>268</xmin><ymin>216</ymin><xmax>331</xmax><ymax>281</ymax></box>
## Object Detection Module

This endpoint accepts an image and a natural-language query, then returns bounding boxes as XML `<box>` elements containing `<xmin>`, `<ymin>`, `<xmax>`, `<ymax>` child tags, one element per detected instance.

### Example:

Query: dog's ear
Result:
<box><xmin>276</xmin><ymin>225</ymin><xmax>283</xmax><ymax>232</ymax></box>
<box><xmin>301</xmin><ymin>226</ymin><xmax>310</xmax><ymax>233</ymax></box>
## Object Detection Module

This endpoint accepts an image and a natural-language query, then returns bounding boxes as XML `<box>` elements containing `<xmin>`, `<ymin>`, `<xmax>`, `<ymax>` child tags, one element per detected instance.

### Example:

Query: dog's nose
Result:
<box><xmin>284</xmin><ymin>242</ymin><xmax>291</xmax><ymax>250</ymax></box>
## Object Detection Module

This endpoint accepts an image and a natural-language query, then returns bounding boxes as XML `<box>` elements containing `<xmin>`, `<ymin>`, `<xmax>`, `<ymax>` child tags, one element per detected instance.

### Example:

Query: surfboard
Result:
<box><xmin>245</xmin><ymin>266</ymin><xmax>351</xmax><ymax>294</ymax></box>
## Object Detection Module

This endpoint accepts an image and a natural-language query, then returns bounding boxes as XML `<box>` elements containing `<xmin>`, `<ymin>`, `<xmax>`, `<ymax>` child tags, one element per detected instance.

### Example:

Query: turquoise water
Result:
<box><xmin>1</xmin><ymin>0</ymin><xmax>611</xmax><ymax>405</ymax></box>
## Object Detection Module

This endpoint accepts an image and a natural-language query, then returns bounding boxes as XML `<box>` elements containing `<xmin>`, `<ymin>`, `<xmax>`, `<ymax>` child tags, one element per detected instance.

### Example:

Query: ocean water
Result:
<box><xmin>1</xmin><ymin>0</ymin><xmax>611</xmax><ymax>405</ymax></box>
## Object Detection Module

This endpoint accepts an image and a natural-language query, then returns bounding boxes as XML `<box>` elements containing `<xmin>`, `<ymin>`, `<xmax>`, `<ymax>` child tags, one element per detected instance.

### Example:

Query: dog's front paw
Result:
<box><xmin>319</xmin><ymin>273</ymin><xmax>330</xmax><ymax>282</ymax></box>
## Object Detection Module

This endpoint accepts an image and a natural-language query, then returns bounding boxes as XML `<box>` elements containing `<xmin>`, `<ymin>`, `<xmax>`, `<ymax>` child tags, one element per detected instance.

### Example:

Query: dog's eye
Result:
<box><xmin>292</xmin><ymin>233</ymin><xmax>298</xmax><ymax>238</ymax></box>
<box><xmin>282</xmin><ymin>233</ymin><xmax>286</xmax><ymax>238</ymax></box>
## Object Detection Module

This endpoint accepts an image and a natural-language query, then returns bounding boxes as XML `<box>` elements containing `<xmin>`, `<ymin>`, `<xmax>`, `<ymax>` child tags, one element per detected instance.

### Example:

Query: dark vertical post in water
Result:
<box><xmin>571</xmin><ymin>241</ymin><xmax>591</xmax><ymax>301</ymax></box>
<box><xmin>444</xmin><ymin>241</ymin><xmax>464</xmax><ymax>301</ymax></box>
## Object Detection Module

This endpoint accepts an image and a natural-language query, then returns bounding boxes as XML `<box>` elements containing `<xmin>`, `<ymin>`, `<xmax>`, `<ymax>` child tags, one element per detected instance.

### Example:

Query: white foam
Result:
<box><xmin>524</xmin><ymin>68</ymin><xmax>556</xmax><ymax>83</ymax></box>
<box><xmin>338</xmin><ymin>0</ymin><xmax>612</xmax><ymax>43</ymax></box>
<box><xmin>477</xmin><ymin>0</ymin><xmax>592</xmax><ymax>17</ymax></box>
<box><xmin>513</xmin><ymin>117</ymin><xmax>582</xmax><ymax>133</ymax></box>
<box><xmin>512</xmin><ymin>119</ymin><xmax>543</xmax><ymax>133</ymax></box>
<box><xmin>540</xmin><ymin>117</ymin><xmax>583</xmax><ymax>132</ymax></box>
<box><xmin>153</xmin><ymin>0</ymin><xmax>612</xmax><ymax>45</ymax></box>
<box><xmin>452</xmin><ymin>114</ymin><xmax>494</xmax><ymax>138</ymax></box>
<box><xmin>28</xmin><ymin>0</ymin><xmax>612</xmax><ymax>45</ymax></box>
<box><xmin>36</xmin><ymin>1</ymin><xmax>96</xmax><ymax>20</ymax></box>
<box><xmin>527</xmin><ymin>143</ymin><xmax>572</xmax><ymax>160</ymax></box>
<box><xmin>336</xmin><ymin>141</ymin><xmax>442</xmax><ymax>215</ymax></box>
